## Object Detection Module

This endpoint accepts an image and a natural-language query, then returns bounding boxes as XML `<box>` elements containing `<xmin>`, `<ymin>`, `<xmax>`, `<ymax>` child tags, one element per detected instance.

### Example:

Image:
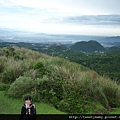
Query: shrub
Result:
<box><xmin>33</xmin><ymin>62</ymin><xmax>47</xmax><ymax>77</ymax></box>
<box><xmin>7</xmin><ymin>77</ymin><xmax>36</xmax><ymax>98</ymax></box>
<box><xmin>34</xmin><ymin>62</ymin><xmax>44</xmax><ymax>70</ymax></box>
<box><xmin>56</xmin><ymin>73</ymin><xmax>120</xmax><ymax>113</ymax></box>
<box><xmin>36</xmin><ymin>76</ymin><xmax>63</xmax><ymax>107</ymax></box>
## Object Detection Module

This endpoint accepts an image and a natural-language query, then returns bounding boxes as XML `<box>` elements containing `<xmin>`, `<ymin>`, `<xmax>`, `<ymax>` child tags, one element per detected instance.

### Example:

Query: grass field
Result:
<box><xmin>0</xmin><ymin>91</ymin><xmax>65</xmax><ymax>114</ymax></box>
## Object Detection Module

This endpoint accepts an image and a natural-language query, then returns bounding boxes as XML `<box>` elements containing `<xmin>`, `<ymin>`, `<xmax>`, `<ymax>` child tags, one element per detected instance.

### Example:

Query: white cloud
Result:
<box><xmin>9</xmin><ymin>0</ymin><xmax>59</xmax><ymax>10</ymax></box>
<box><xmin>8</xmin><ymin>0</ymin><xmax>99</xmax><ymax>15</ymax></box>
<box><xmin>0</xmin><ymin>0</ymin><xmax>120</xmax><ymax>36</ymax></box>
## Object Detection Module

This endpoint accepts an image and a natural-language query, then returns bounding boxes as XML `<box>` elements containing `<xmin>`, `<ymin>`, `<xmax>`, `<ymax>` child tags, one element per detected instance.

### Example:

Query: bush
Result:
<box><xmin>33</xmin><ymin>62</ymin><xmax>46</xmax><ymax>77</ymax></box>
<box><xmin>56</xmin><ymin>74</ymin><xmax>120</xmax><ymax>113</ymax></box>
<box><xmin>34</xmin><ymin>62</ymin><xmax>44</xmax><ymax>70</ymax></box>
<box><xmin>7</xmin><ymin>77</ymin><xmax>36</xmax><ymax>98</ymax></box>
<box><xmin>59</xmin><ymin>79</ymin><xmax>92</xmax><ymax>113</ymax></box>
<box><xmin>36</xmin><ymin>76</ymin><xmax>63</xmax><ymax>107</ymax></box>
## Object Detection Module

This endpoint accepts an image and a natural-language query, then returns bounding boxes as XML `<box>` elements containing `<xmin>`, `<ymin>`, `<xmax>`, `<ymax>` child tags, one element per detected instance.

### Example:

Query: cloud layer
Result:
<box><xmin>63</xmin><ymin>15</ymin><xmax>120</xmax><ymax>26</ymax></box>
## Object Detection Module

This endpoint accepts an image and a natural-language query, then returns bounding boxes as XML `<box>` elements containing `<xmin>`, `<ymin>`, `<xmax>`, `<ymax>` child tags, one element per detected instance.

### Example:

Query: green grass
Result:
<box><xmin>0</xmin><ymin>91</ymin><xmax>65</xmax><ymax>114</ymax></box>
<box><xmin>109</xmin><ymin>108</ymin><xmax>120</xmax><ymax>114</ymax></box>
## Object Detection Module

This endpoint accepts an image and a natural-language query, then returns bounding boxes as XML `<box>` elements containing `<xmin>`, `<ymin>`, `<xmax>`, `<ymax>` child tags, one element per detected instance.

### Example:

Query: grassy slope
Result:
<box><xmin>0</xmin><ymin>91</ymin><xmax>65</xmax><ymax>114</ymax></box>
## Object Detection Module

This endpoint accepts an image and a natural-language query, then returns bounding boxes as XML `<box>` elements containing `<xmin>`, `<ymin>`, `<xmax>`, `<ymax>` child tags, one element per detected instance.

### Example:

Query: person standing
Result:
<box><xmin>20</xmin><ymin>96</ymin><xmax>36</xmax><ymax>120</ymax></box>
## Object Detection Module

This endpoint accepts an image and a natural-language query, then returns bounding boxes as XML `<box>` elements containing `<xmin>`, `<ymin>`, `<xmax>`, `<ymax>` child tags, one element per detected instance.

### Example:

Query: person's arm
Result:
<box><xmin>19</xmin><ymin>106</ymin><xmax>27</xmax><ymax>120</ymax></box>
<box><xmin>30</xmin><ymin>104</ymin><xmax>36</xmax><ymax>120</ymax></box>
<box><xmin>31</xmin><ymin>104</ymin><xmax>36</xmax><ymax>114</ymax></box>
<box><xmin>21</xmin><ymin>106</ymin><xmax>26</xmax><ymax>114</ymax></box>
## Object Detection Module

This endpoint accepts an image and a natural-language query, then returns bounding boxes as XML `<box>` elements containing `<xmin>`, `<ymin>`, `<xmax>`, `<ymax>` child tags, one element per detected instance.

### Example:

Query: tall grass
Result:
<box><xmin>0</xmin><ymin>46</ymin><xmax>50</xmax><ymax>83</ymax></box>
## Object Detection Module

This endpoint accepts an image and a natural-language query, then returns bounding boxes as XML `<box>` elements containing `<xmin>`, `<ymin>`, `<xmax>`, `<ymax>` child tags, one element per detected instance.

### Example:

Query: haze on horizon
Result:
<box><xmin>0</xmin><ymin>0</ymin><xmax>120</xmax><ymax>36</ymax></box>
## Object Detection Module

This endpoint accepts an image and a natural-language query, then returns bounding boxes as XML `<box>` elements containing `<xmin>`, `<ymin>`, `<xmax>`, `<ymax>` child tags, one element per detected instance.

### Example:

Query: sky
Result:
<box><xmin>0</xmin><ymin>0</ymin><xmax>120</xmax><ymax>36</ymax></box>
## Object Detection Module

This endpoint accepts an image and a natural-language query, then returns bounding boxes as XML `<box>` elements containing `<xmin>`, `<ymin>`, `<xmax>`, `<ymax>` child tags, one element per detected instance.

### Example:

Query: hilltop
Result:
<box><xmin>70</xmin><ymin>40</ymin><xmax>105</xmax><ymax>53</ymax></box>
<box><xmin>0</xmin><ymin>46</ymin><xmax>120</xmax><ymax>114</ymax></box>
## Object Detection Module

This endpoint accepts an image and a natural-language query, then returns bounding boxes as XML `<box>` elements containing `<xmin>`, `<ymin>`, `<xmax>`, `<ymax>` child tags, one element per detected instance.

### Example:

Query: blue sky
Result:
<box><xmin>0</xmin><ymin>0</ymin><xmax>120</xmax><ymax>36</ymax></box>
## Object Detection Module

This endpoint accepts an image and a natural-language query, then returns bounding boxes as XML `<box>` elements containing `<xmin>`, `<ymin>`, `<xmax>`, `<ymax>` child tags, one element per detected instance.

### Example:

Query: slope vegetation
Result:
<box><xmin>0</xmin><ymin>46</ymin><xmax>120</xmax><ymax>114</ymax></box>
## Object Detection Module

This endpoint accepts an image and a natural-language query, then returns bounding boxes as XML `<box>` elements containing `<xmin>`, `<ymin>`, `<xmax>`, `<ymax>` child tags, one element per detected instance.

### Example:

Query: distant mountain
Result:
<box><xmin>107</xmin><ymin>46</ymin><xmax>120</xmax><ymax>53</ymax></box>
<box><xmin>107</xmin><ymin>36</ymin><xmax>120</xmax><ymax>39</ymax></box>
<box><xmin>70</xmin><ymin>40</ymin><xmax>105</xmax><ymax>53</ymax></box>
<box><xmin>99</xmin><ymin>36</ymin><xmax>120</xmax><ymax>43</ymax></box>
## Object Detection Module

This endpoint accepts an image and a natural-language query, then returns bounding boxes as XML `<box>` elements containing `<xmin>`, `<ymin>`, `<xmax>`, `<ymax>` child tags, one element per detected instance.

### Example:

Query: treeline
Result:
<box><xmin>67</xmin><ymin>52</ymin><xmax>120</xmax><ymax>82</ymax></box>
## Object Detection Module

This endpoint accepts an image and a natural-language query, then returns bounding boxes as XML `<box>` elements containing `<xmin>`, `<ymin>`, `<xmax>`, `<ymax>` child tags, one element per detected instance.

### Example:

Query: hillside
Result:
<box><xmin>0</xmin><ymin>46</ymin><xmax>120</xmax><ymax>114</ymax></box>
<box><xmin>71</xmin><ymin>40</ymin><xmax>105</xmax><ymax>53</ymax></box>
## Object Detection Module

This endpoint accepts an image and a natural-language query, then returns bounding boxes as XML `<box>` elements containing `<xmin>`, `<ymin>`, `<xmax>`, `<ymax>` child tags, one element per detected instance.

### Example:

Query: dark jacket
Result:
<box><xmin>20</xmin><ymin>103</ymin><xmax>36</xmax><ymax>120</ymax></box>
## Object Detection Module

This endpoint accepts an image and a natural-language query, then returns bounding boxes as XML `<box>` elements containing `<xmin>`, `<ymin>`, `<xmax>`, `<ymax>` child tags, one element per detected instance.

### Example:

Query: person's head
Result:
<box><xmin>24</xmin><ymin>96</ymin><xmax>32</xmax><ymax>105</ymax></box>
